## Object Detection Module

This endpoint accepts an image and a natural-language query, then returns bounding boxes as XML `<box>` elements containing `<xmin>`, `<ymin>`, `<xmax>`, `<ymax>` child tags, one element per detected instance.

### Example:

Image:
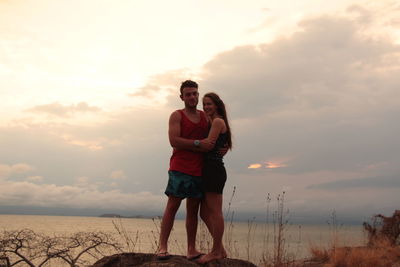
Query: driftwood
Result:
<box><xmin>363</xmin><ymin>210</ymin><xmax>400</xmax><ymax>246</ymax></box>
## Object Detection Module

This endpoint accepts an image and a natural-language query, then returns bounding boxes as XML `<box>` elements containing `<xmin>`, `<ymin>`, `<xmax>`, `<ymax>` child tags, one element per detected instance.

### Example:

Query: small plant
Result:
<box><xmin>326</xmin><ymin>210</ymin><xmax>343</xmax><ymax>251</ymax></box>
<box><xmin>224</xmin><ymin>186</ymin><xmax>239</xmax><ymax>258</ymax></box>
<box><xmin>259</xmin><ymin>191</ymin><xmax>296</xmax><ymax>267</ymax></box>
<box><xmin>149</xmin><ymin>217</ymin><xmax>161</xmax><ymax>252</ymax></box>
<box><xmin>112</xmin><ymin>217</ymin><xmax>140</xmax><ymax>252</ymax></box>
<box><xmin>246</xmin><ymin>217</ymin><xmax>257</xmax><ymax>261</ymax></box>
<box><xmin>197</xmin><ymin>219</ymin><xmax>212</xmax><ymax>252</ymax></box>
<box><xmin>272</xmin><ymin>191</ymin><xmax>290</xmax><ymax>266</ymax></box>
<box><xmin>261</xmin><ymin>193</ymin><xmax>272</xmax><ymax>263</ymax></box>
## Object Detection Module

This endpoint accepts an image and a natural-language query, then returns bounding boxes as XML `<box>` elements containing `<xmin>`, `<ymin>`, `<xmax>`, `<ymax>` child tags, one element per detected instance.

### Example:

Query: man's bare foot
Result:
<box><xmin>196</xmin><ymin>252</ymin><xmax>225</xmax><ymax>264</ymax></box>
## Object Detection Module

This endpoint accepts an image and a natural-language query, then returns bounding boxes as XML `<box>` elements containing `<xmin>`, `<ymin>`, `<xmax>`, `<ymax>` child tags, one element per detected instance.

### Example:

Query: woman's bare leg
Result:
<box><xmin>200</xmin><ymin>197</ymin><xmax>213</xmax><ymax>235</ymax></box>
<box><xmin>198</xmin><ymin>192</ymin><xmax>226</xmax><ymax>263</ymax></box>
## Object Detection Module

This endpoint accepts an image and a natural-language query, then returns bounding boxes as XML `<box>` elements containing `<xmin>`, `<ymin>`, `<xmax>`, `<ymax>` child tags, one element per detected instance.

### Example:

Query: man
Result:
<box><xmin>157</xmin><ymin>80</ymin><xmax>213</xmax><ymax>260</ymax></box>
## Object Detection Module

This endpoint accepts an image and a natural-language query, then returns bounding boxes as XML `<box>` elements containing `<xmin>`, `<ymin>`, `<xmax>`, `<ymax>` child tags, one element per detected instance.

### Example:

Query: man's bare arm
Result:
<box><xmin>169</xmin><ymin>111</ymin><xmax>214</xmax><ymax>150</ymax></box>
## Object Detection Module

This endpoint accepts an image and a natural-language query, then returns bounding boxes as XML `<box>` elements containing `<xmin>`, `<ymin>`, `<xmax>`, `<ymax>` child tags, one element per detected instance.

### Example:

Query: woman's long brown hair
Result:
<box><xmin>203</xmin><ymin>92</ymin><xmax>232</xmax><ymax>149</ymax></box>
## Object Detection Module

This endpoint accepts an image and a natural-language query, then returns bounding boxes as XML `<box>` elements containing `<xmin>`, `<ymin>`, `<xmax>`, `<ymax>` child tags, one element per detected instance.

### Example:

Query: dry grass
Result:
<box><xmin>309</xmin><ymin>246</ymin><xmax>329</xmax><ymax>263</ymax></box>
<box><xmin>307</xmin><ymin>210</ymin><xmax>400</xmax><ymax>267</ymax></box>
<box><xmin>309</xmin><ymin>239</ymin><xmax>400</xmax><ymax>267</ymax></box>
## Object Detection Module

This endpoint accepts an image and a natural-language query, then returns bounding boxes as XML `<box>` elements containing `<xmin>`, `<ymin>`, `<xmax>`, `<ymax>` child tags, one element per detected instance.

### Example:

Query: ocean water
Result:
<box><xmin>0</xmin><ymin>214</ymin><xmax>365</xmax><ymax>265</ymax></box>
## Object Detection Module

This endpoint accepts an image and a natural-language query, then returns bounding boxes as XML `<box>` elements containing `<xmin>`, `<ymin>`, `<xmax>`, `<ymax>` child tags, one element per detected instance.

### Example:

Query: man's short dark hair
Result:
<box><xmin>180</xmin><ymin>80</ymin><xmax>198</xmax><ymax>95</ymax></box>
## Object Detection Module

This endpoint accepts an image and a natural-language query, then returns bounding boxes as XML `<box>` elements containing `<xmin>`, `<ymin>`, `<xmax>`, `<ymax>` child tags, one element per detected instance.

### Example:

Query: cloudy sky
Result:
<box><xmin>1</xmin><ymin>0</ymin><xmax>399</xmax><ymax>223</ymax></box>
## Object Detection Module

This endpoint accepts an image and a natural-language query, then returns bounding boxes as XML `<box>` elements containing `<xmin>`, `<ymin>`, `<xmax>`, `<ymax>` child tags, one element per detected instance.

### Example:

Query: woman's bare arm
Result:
<box><xmin>193</xmin><ymin>118</ymin><xmax>225</xmax><ymax>152</ymax></box>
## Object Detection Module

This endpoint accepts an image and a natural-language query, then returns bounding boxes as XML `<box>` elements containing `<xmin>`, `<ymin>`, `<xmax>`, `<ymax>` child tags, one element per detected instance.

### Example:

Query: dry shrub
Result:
<box><xmin>363</xmin><ymin>210</ymin><xmax>400</xmax><ymax>246</ymax></box>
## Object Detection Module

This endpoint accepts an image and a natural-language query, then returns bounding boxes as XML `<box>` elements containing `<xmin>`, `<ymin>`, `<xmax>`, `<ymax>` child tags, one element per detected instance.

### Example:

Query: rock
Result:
<box><xmin>91</xmin><ymin>252</ymin><xmax>257</xmax><ymax>267</ymax></box>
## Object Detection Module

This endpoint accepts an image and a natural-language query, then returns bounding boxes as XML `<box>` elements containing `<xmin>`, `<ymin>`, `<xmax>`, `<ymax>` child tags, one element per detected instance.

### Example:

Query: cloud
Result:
<box><xmin>110</xmin><ymin>170</ymin><xmax>126</xmax><ymax>180</ymax></box>
<box><xmin>0</xmin><ymin>163</ymin><xmax>34</xmax><ymax>179</ymax></box>
<box><xmin>265</xmin><ymin>161</ymin><xmax>287</xmax><ymax>169</ymax></box>
<box><xmin>191</xmin><ymin>12</ymin><xmax>400</xmax><ymax>177</ymax></box>
<box><xmin>307</xmin><ymin>175</ymin><xmax>400</xmax><ymax>190</ymax></box>
<box><xmin>75</xmin><ymin>176</ymin><xmax>90</xmax><ymax>186</ymax></box>
<box><xmin>57</xmin><ymin>134</ymin><xmax>112</xmax><ymax>151</ymax></box>
<box><xmin>201</xmin><ymin>16</ymin><xmax>400</xmax><ymax>119</ymax></box>
<box><xmin>346</xmin><ymin>2</ymin><xmax>400</xmax><ymax>36</ymax></box>
<box><xmin>129</xmin><ymin>69</ymin><xmax>195</xmax><ymax>98</ymax></box>
<box><xmin>0</xmin><ymin>105</ymin><xmax>171</xmax><ymax>194</ymax></box>
<box><xmin>248</xmin><ymin>159</ymin><xmax>289</xmax><ymax>170</ymax></box>
<box><xmin>0</xmin><ymin>180</ymin><xmax>164</xmax><ymax>211</ymax></box>
<box><xmin>26</xmin><ymin>102</ymin><xmax>101</xmax><ymax>117</ymax></box>
<box><xmin>26</xmin><ymin>176</ymin><xmax>43</xmax><ymax>182</ymax></box>
<box><xmin>128</xmin><ymin>69</ymin><xmax>203</xmax><ymax>109</ymax></box>
<box><xmin>248</xmin><ymin>163</ymin><xmax>262</xmax><ymax>169</ymax></box>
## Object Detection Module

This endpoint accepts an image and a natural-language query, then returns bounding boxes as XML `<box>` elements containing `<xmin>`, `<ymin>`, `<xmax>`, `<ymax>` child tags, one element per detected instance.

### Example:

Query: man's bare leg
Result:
<box><xmin>158</xmin><ymin>196</ymin><xmax>182</xmax><ymax>255</ymax></box>
<box><xmin>186</xmin><ymin>197</ymin><xmax>202</xmax><ymax>258</ymax></box>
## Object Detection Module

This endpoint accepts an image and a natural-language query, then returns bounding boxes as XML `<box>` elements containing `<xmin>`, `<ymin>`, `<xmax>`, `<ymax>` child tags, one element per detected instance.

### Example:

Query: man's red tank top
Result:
<box><xmin>169</xmin><ymin>109</ymin><xmax>209</xmax><ymax>176</ymax></box>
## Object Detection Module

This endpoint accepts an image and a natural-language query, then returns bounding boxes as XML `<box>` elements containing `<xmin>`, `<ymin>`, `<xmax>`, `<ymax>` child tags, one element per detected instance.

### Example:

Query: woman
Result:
<box><xmin>194</xmin><ymin>92</ymin><xmax>232</xmax><ymax>263</ymax></box>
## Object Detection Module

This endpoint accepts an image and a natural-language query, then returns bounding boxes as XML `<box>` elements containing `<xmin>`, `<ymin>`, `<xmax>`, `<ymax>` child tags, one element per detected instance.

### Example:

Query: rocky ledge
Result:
<box><xmin>91</xmin><ymin>252</ymin><xmax>257</xmax><ymax>267</ymax></box>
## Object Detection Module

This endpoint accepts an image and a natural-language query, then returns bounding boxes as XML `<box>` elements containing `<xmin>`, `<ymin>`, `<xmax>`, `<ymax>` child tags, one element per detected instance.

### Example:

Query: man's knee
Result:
<box><xmin>166</xmin><ymin>196</ymin><xmax>182</xmax><ymax>212</ymax></box>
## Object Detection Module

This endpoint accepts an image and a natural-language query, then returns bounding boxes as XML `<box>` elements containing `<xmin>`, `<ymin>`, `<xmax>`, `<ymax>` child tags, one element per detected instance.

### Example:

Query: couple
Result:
<box><xmin>157</xmin><ymin>80</ymin><xmax>232</xmax><ymax>264</ymax></box>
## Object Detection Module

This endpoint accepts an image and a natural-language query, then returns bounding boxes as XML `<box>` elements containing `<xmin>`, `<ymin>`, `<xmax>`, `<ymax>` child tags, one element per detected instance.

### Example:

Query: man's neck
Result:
<box><xmin>184</xmin><ymin>106</ymin><xmax>197</xmax><ymax>114</ymax></box>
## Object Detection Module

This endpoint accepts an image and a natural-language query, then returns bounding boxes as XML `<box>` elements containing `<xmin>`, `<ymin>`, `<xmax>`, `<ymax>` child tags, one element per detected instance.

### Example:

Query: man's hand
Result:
<box><xmin>200</xmin><ymin>139</ymin><xmax>215</xmax><ymax>151</ymax></box>
<box><xmin>218</xmin><ymin>144</ymin><xmax>229</xmax><ymax>156</ymax></box>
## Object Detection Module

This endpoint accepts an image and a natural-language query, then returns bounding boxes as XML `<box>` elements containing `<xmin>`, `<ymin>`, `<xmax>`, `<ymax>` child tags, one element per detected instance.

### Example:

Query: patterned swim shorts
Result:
<box><xmin>165</xmin><ymin>170</ymin><xmax>203</xmax><ymax>199</ymax></box>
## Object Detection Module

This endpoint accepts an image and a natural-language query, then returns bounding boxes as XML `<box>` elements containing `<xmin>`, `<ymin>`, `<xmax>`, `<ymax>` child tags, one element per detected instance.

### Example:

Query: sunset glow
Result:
<box><xmin>248</xmin><ymin>163</ymin><xmax>262</xmax><ymax>169</ymax></box>
<box><xmin>265</xmin><ymin>161</ymin><xmax>287</xmax><ymax>169</ymax></box>
<box><xmin>248</xmin><ymin>160</ymin><xmax>288</xmax><ymax>170</ymax></box>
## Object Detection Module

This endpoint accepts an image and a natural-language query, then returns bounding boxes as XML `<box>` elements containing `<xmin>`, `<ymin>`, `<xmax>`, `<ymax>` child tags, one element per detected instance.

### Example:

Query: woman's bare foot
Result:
<box><xmin>187</xmin><ymin>250</ymin><xmax>203</xmax><ymax>260</ymax></box>
<box><xmin>156</xmin><ymin>251</ymin><xmax>171</xmax><ymax>260</ymax></box>
<box><xmin>222</xmin><ymin>247</ymin><xmax>227</xmax><ymax>258</ymax></box>
<box><xmin>196</xmin><ymin>251</ymin><xmax>225</xmax><ymax>264</ymax></box>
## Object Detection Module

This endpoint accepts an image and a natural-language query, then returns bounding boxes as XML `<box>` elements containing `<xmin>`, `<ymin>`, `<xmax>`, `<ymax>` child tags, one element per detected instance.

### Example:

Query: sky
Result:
<box><xmin>1</xmin><ymin>0</ymin><xmax>400</xmax><ymax>223</ymax></box>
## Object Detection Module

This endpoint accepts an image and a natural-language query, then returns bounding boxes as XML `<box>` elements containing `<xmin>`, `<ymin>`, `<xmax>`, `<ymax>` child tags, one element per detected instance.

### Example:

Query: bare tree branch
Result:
<box><xmin>0</xmin><ymin>229</ymin><xmax>121</xmax><ymax>267</ymax></box>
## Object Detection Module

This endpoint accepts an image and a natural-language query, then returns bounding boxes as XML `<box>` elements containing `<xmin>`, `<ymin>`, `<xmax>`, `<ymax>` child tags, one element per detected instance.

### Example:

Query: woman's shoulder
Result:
<box><xmin>211</xmin><ymin>117</ymin><xmax>225</xmax><ymax>126</ymax></box>
<box><xmin>211</xmin><ymin>118</ymin><xmax>227</xmax><ymax>134</ymax></box>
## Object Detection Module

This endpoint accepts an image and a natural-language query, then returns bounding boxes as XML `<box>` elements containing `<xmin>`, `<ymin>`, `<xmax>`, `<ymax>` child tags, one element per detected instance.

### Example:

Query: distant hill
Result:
<box><xmin>99</xmin><ymin>214</ymin><xmax>154</xmax><ymax>219</ymax></box>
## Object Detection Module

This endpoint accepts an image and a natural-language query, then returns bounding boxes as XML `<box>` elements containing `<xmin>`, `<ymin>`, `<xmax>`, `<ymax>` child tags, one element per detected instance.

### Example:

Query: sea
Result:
<box><xmin>0</xmin><ymin>214</ymin><xmax>365</xmax><ymax>266</ymax></box>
